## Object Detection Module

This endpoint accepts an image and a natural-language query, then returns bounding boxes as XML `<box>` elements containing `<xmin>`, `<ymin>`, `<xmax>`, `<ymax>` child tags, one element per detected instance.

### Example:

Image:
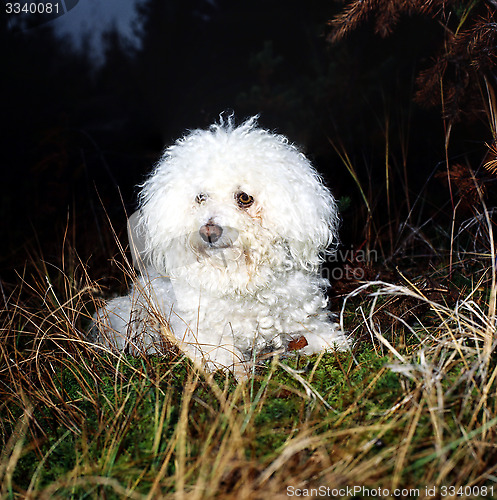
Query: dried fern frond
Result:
<box><xmin>435</xmin><ymin>163</ymin><xmax>485</xmax><ymax>212</ymax></box>
<box><xmin>483</xmin><ymin>143</ymin><xmax>497</xmax><ymax>175</ymax></box>
<box><xmin>328</xmin><ymin>0</ymin><xmax>449</xmax><ymax>43</ymax></box>
<box><xmin>327</xmin><ymin>0</ymin><xmax>378</xmax><ymax>43</ymax></box>
<box><xmin>435</xmin><ymin>163</ymin><xmax>485</xmax><ymax>211</ymax></box>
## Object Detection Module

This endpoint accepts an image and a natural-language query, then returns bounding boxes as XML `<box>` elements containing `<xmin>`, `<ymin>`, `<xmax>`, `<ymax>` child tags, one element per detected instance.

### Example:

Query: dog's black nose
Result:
<box><xmin>199</xmin><ymin>223</ymin><xmax>223</xmax><ymax>244</ymax></box>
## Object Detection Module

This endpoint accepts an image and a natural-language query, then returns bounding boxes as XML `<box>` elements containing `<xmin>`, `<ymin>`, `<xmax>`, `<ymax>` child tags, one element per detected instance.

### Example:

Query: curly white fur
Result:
<box><xmin>92</xmin><ymin>116</ymin><xmax>349</xmax><ymax>379</ymax></box>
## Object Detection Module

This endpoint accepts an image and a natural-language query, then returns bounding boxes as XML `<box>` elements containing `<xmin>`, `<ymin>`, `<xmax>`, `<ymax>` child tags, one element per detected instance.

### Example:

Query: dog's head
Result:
<box><xmin>135</xmin><ymin>115</ymin><xmax>339</xmax><ymax>288</ymax></box>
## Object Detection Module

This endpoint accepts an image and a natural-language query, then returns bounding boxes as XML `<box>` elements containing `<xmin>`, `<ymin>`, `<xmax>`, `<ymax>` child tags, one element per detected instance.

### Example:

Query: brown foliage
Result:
<box><xmin>435</xmin><ymin>162</ymin><xmax>485</xmax><ymax>211</ymax></box>
<box><xmin>328</xmin><ymin>1</ymin><xmax>497</xmax><ymax>122</ymax></box>
<box><xmin>328</xmin><ymin>0</ymin><xmax>446</xmax><ymax>43</ymax></box>
<box><xmin>484</xmin><ymin>142</ymin><xmax>497</xmax><ymax>174</ymax></box>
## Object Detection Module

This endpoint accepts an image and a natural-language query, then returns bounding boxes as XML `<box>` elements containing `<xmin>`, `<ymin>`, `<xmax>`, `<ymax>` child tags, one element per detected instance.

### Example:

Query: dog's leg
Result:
<box><xmin>174</xmin><ymin>334</ymin><xmax>250</xmax><ymax>380</ymax></box>
<box><xmin>298</xmin><ymin>317</ymin><xmax>349</xmax><ymax>355</ymax></box>
<box><xmin>91</xmin><ymin>296</ymin><xmax>133</xmax><ymax>351</ymax></box>
<box><xmin>205</xmin><ymin>343</ymin><xmax>250</xmax><ymax>380</ymax></box>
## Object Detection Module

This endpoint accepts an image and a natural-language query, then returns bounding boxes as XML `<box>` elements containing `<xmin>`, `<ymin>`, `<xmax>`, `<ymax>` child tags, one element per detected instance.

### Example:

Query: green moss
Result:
<box><xmin>4</xmin><ymin>299</ymin><xmax>497</xmax><ymax>497</ymax></box>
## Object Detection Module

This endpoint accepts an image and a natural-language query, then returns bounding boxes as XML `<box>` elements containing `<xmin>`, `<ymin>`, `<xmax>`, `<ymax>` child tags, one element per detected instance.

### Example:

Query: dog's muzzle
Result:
<box><xmin>199</xmin><ymin>222</ymin><xmax>223</xmax><ymax>245</ymax></box>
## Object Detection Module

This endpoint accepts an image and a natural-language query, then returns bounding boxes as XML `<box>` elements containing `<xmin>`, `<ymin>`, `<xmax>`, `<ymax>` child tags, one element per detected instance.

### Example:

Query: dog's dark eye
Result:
<box><xmin>235</xmin><ymin>191</ymin><xmax>254</xmax><ymax>208</ymax></box>
<box><xmin>196</xmin><ymin>193</ymin><xmax>207</xmax><ymax>204</ymax></box>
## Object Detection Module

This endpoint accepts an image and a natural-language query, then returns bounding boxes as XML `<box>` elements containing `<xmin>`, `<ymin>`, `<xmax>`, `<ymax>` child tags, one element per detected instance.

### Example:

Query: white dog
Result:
<box><xmin>92</xmin><ymin>116</ymin><xmax>349</xmax><ymax>379</ymax></box>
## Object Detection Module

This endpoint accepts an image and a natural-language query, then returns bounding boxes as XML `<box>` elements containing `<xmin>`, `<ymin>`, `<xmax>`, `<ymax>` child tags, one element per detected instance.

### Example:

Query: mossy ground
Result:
<box><xmin>2</xmin><ymin>258</ymin><xmax>496</xmax><ymax>499</ymax></box>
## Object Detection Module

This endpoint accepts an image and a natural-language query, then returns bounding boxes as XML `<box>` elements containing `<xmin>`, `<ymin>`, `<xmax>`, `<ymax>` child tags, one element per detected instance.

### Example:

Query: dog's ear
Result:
<box><xmin>288</xmin><ymin>188</ymin><xmax>338</xmax><ymax>269</ymax></box>
<box><xmin>127</xmin><ymin>210</ymin><xmax>150</xmax><ymax>275</ymax></box>
<box><xmin>267</xmin><ymin>166</ymin><xmax>339</xmax><ymax>270</ymax></box>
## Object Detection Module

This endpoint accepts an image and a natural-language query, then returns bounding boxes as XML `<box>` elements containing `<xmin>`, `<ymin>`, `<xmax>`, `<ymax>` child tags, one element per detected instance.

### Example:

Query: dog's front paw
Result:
<box><xmin>294</xmin><ymin>322</ymin><xmax>349</xmax><ymax>355</ymax></box>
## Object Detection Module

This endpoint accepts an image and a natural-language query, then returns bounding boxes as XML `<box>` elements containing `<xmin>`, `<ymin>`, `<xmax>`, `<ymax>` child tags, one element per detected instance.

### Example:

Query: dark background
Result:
<box><xmin>2</xmin><ymin>0</ymin><xmax>495</xmax><ymax>280</ymax></box>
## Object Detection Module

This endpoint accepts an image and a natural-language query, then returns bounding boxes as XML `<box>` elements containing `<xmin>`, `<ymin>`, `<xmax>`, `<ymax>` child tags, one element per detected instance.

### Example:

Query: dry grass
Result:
<box><xmin>0</xmin><ymin>206</ymin><xmax>496</xmax><ymax>500</ymax></box>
